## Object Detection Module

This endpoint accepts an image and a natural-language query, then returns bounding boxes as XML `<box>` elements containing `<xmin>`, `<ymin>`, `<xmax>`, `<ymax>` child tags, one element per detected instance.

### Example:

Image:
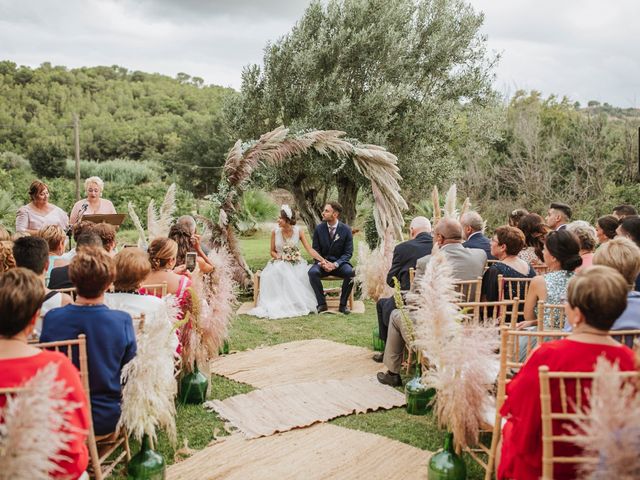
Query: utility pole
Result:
<box><xmin>73</xmin><ymin>113</ymin><xmax>81</xmax><ymax>201</ymax></box>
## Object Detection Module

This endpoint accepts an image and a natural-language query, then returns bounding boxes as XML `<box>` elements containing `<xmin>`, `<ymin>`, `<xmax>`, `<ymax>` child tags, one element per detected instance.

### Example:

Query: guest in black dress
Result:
<box><xmin>482</xmin><ymin>225</ymin><xmax>536</xmax><ymax>320</ymax></box>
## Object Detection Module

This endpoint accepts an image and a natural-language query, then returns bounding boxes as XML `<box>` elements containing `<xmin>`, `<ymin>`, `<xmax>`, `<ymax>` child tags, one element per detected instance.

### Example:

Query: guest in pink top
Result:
<box><xmin>15</xmin><ymin>180</ymin><xmax>69</xmax><ymax>234</ymax></box>
<box><xmin>69</xmin><ymin>176</ymin><xmax>117</xmax><ymax>225</ymax></box>
<box><xmin>567</xmin><ymin>221</ymin><xmax>596</xmax><ymax>271</ymax></box>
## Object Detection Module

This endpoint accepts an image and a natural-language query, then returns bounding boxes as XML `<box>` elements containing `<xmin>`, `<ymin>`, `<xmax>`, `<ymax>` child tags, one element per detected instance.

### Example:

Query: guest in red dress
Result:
<box><xmin>498</xmin><ymin>265</ymin><xmax>637</xmax><ymax>480</ymax></box>
<box><xmin>0</xmin><ymin>268</ymin><xmax>90</xmax><ymax>479</ymax></box>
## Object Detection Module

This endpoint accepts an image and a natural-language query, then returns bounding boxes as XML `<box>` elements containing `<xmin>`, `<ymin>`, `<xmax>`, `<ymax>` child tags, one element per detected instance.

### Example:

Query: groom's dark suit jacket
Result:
<box><xmin>312</xmin><ymin>221</ymin><xmax>353</xmax><ymax>266</ymax></box>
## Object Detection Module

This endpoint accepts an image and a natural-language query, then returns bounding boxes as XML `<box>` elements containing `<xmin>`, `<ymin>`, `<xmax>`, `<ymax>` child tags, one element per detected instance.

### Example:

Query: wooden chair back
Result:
<box><xmin>481</xmin><ymin>327</ymin><xmax>570</xmax><ymax>480</ymax></box>
<box><xmin>253</xmin><ymin>270</ymin><xmax>262</xmax><ymax>306</ymax></box>
<box><xmin>409</xmin><ymin>267</ymin><xmax>415</xmax><ymax>290</ymax></box>
<box><xmin>537</xmin><ymin>301</ymin><xmax>567</xmax><ymax>330</ymax></box>
<box><xmin>457</xmin><ymin>299</ymin><xmax>519</xmax><ymax>327</ymax></box>
<box><xmin>497</xmin><ymin>275</ymin><xmax>533</xmax><ymax>303</ymax></box>
<box><xmin>140</xmin><ymin>281</ymin><xmax>168</xmax><ymax>297</ymax></box>
<box><xmin>453</xmin><ymin>277</ymin><xmax>483</xmax><ymax>303</ymax></box>
<box><xmin>53</xmin><ymin>287</ymin><xmax>78</xmax><ymax>300</ymax></box>
<box><xmin>533</xmin><ymin>264</ymin><xmax>550</xmax><ymax>275</ymax></box>
<box><xmin>611</xmin><ymin>329</ymin><xmax>640</xmax><ymax>348</ymax></box>
<box><xmin>33</xmin><ymin>335</ymin><xmax>130</xmax><ymax>480</ymax></box>
<box><xmin>538</xmin><ymin>366</ymin><xmax>640</xmax><ymax>479</ymax></box>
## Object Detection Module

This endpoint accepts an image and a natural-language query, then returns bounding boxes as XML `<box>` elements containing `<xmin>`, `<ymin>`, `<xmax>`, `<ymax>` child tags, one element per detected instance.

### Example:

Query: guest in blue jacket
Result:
<box><xmin>41</xmin><ymin>246</ymin><xmax>137</xmax><ymax>436</ymax></box>
<box><xmin>461</xmin><ymin>211</ymin><xmax>496</xmax><ymax>260</ymax></box>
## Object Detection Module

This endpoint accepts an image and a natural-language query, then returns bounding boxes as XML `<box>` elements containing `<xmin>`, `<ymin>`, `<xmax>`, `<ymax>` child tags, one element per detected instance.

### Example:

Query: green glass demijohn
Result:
<box><xmin>372</xmin><ymin>327</ymin><xmax>385</xmax><ymax>352</ymax></box>
<box><xmin>178</xmin><ymin>362</ymin><xmax>208</xmax><ymax>404</ymax></box>
<box><xmin>127</xmin><ymin>435</ymin><xmax>166</xmax><ymax>480</ymax></box>
<box><xmin>404</xmin><ymin>362</ymin><xmax>435</xmax><ymax>415</ymax></box>
<box><xmin>427</xmin><ymin>432</ymin><xmax>467</xmax><ymax>480</ymax></box>
<box><xmin>218</xmin><ymin>339</ymin><xmax>230</xmax><ymax>355</ymax></box>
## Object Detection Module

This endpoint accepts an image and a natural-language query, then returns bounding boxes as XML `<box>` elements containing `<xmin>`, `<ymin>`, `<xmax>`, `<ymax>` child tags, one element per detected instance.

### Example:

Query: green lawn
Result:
<box><xmin>113</xmin><ymin>232</ymin><xmax>485</xmax><ymax>479</ymax></box>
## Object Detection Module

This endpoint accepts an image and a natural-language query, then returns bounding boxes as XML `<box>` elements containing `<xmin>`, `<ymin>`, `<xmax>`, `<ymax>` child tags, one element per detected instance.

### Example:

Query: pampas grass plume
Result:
<box><xmin>355</xmin><ymin>228</ymin><xmax>395</xmax><ymax>301</ymax></box>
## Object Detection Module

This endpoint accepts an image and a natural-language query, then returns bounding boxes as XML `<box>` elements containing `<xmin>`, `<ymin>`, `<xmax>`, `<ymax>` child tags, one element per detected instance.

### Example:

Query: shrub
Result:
<box><xmin>28</xmin><ymin>138</ymin><xmax>67</xmax><ymax>177</ymax></box>
<box><xmin>63</xmin><ymin>158</ymin><xmax>162</xmax><ymax>184</ymax></box>
<box><xmin>0</xmin><ymin>190</ymin><xmax>17</xmax><ymax>230</ymax></box>
<box><xmin>0</xmin><ymin>152</ymin><xmax>31</xmax><ymax>171</ymax></box>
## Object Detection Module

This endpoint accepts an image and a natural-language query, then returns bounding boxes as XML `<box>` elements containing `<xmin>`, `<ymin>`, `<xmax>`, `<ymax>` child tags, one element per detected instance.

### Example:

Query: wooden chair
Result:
<box><xmin>472</xmin><ymin>326</ymin><xmax>570</xmax><ymax>480</ymax></box>
<box><xmin>33</xmin><ymin>335</ymin><xmax>130</xmax><ymax>480</ymax></box>
<box><xmin>538</xmin><ymin>366</ymin><xmax>640</xmax><ymax>479</ymax></box>
<box><xmin>409</xmin><ymin>267</ymin><xmax>415</xmax><ymax>290</ymax></box>
<box><xmin>536</xmin><ymin>301</ymin><xmax>567</xmax><ymax>331</ymax></box>
<box><xmin>458</xmin><ymin>299</ymin><xmax>519</xmax><ymax>327</ymax></box>
<box><xmin>497</xmin><ymin>275</ymin><xmax>532</xmax><ymax>303</ymax></box>
<box><xmin>253</xmin><ymin>270</ymin><xmax>262</xmax><ymax>306</ymax></box>
<box><xmin>131</xmin><ymin>313</ymin><xmax>146</xmax><ymax>335</ymax></box>
<box><xmin>53</xmin><ymin>286</ymin><xmax>78</xmax><ymax>300</ymax></box>
<box><xmin>453</xmin><ymin>277</ymin><xmax>483</xmax><ymax>303</ymax></box>
<box><xmin>610</xmin><ymin>329</ymin><xmax>640</xmax><ymax>348</ymax></box>
<box><xmin>533</xmin><ymin>264</ymin><xmax>550</xmax><ymax>275</ymax></box>
<box><xmin>140</xmin><ymin>281</ymin><xmax>167</xmax><ymax>297</ymax></box>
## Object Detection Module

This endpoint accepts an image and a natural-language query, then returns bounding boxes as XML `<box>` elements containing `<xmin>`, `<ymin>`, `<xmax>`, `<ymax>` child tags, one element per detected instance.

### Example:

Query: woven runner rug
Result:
<box><xmin>167</xmin><ymin>423</ymin><xmax>430</xmax><ymax>480</ymax></box>
<box><xmin>210</xmin><ymin>339</ymin><xmax>383</xmax><ymax>388</ymax></box>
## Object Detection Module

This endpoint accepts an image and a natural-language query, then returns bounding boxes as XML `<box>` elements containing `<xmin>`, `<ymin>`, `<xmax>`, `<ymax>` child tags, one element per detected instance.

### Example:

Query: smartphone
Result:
<box><xmin>185</xmin><ymin>251</ymin><xmax>197</xmax><ymax>272</ymax></box>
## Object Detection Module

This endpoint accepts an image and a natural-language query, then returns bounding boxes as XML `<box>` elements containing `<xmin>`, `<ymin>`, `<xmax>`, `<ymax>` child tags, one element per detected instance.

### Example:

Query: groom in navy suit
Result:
<box><xmin>309</xmin><ymin>201</ymin><xmax>354</xmax><ymax>314</ymax></box>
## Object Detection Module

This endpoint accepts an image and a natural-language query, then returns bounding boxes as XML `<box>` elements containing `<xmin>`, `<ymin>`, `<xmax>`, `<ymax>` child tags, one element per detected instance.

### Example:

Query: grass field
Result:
<box><xmin>113</xmin><ymin>231</ymin><xmax>485</xmax><ymax>479</ymax></box>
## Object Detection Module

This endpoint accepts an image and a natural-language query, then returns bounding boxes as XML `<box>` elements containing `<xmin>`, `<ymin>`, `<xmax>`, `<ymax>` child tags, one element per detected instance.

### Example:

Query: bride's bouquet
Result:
<box><xmin>281</xmin><ymin>245</ymin><xmax>302</xmax><ymax>264</ymax></box>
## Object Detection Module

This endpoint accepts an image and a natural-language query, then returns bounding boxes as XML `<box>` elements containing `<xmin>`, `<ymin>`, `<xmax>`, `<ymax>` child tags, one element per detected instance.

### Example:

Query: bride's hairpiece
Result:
<box><xmin>281</xmin><ymin>204</ymin><xmax>293</xmax><ymax>220</ymax></box>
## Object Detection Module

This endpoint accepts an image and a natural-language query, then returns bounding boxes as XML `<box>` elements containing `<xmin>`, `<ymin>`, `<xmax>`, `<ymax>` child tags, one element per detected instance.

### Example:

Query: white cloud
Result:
<box><xmin>0</xmin><ymin>0</ymin><xmax>638</xmax><ymax>106</ymax></box>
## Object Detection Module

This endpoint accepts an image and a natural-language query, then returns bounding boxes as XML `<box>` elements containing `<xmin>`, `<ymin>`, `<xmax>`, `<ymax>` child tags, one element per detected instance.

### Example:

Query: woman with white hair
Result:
<box><xmin>566</xmin><ymin>220</ymin><xmax>597</xmax><ymax>271</ymax></box>
<box><xmin>69</xmin><ymin>176</ymin><xmax>117</xmax><ymax>225</ymax></box>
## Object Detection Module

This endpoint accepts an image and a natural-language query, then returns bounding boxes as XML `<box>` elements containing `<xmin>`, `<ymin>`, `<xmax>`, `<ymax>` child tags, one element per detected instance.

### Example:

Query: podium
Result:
<box><xmin>82</xmin><ymin>214</ymin><xmax>127</xmax><ymax>228</ymax></box>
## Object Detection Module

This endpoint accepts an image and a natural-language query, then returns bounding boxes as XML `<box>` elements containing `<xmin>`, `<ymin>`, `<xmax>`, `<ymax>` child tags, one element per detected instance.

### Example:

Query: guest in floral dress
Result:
<box><xmin>516</xmin><ymin>213</ymin><xmax>549</xmax><ymax>265</ymax></box>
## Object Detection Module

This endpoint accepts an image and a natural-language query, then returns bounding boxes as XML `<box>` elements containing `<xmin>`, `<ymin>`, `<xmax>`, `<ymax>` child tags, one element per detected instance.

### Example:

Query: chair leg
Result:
<box><xmin>88</xmin><ymin>432</ymin><xmax>104</xmax><ymax>480</ymax></box>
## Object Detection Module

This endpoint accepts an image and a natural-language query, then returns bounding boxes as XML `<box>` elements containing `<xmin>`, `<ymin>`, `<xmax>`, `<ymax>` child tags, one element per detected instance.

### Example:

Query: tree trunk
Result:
<box><xmin>337</xmin><ymin>176</ymin><xmax>358</xmax><ymax>226</ymax></box>
<box><xmin>289</xmin><ymin>174</ymin><xmax>324</xmax><ymax>232</ymax></box>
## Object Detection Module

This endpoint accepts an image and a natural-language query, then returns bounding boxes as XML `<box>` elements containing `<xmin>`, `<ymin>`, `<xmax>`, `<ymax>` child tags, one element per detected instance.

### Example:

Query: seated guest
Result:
<box><xmin>566</xmin><ymin>220</ymin><xmax>597</xmax><ymax>270</ymax></box>
<box><xmin>142</xmin><ymin>238</ymin><xmax>192</xmax><ymax>302</ymax></box>
<box><xmin>0</xmin><ymin>268</ymin><xmax>90</xmax><ymax>479</ymax></box>
<box><xmin>0</xmin><ymin>241</ymin><xmax>16</xmax><ymax>272</ymax></box>
<box><xmin>69</xmin><ymin>176</ymin><xmax>117</xmax><ymax>225</ymax></box>
<box><xmin>176</xmin><ymin>214</ymin><xmax>210</xmax><ymax>255</ymax></box>
<box><xmin>15</xmin><ymin>180</ymin><xmax>69</xmax><ymax>235</ymax></box>
<box><xmin>105</xmin><ymin>247</ymin><xmax>179</xmax><ymax>332</ymax></box>
<box><xmin>168</xmin><ymin>223</ymin><xmax>214</xmax><ymax>274</ymax></box>
<box><xmin>461</xmin><ymin>211</ymin><xmax>495</xmax><ymax>259</ymax></box>
<box><xmin>377</xmin><ymin>218</ymin><xmax>486</xmax><ymax>386</ymax></box>
<box><xmin>374</xmin><ymin>216</ymin><xmax>433</xmax><ymax>356</ymax></box>
<box><xmin>517</xmin><ymin>213</ymin><xmax>549</xmax><ymax>265</ymax></box>
<box><xmin>49</xmin><ymin>232</ymin><xmax>103</xmax><ymax>290</ymax></box>
<box><xmin>545</xmin><ymin>202</ymin><xmax>571</xmax><ymax>231</ymax></box>
<box><xmin>92</xmin><ymin>222</ymin><xmax>117</xmax><ymax>257</ymax></box>
<box><xmin>37</xmin><ymin>224</ymin><xmax>67</xmax><ymax>285</ymax></box>
<box><xmin>612</xmin><ymin>204</ymin><xmax>637</xmax><ymax>220</ymax></box>
<box><xmin>12</xmin><ymin>236</ymin><xmax>72</xmax><ymax>337</ymax></box>
<box><xmin>591</xmin><ymin>238</ymin><xmax>640</xmax><ymax>332</ymax></box>
<box><xmin>616</xmin><ymin>216</ymin><xmax>640</xmax><ymax>291</ymax></box>
<box><xmin>521</xmin><ymin>230</ymin><xmax>582</xmax><ymax>329</ymax></box>
<box><xmin>595</xmin><ymin>214</ymin><xmax>619</xmax><ymax>245</ymax></box>
<box><xmin>59</xmin><ymin>220</ymin><xmax>96</xmax><ymax>262</ymax></box>
<box><xmin>508</xmin><ymin>208</ymin><xmax>528</xmax><ymax>227</ymax></box>
<box><xmin>499</xmin><ymin>266</ymin><xmax>636</xmax><ymax>480</ymax></box>
<box><xmin>481</xmin><ymin>226</ymin><xmax>535</xmax><ymax>304</ymax></box>
<box><xmin>41</xmin><ymin>248</ymin><xmax>137</xmax><ymax>436</ymax></box>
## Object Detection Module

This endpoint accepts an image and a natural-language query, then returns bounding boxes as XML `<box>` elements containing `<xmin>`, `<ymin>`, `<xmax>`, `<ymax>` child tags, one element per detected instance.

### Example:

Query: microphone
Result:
<box><xmin>81</xmin><ymin>203</ymin><xmax>88</xmax><ymax>211</ymax></box>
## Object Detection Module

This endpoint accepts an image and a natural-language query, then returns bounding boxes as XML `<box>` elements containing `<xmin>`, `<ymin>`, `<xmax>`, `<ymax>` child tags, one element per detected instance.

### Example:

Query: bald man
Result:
<box><xmin>374</xmin><ymin>217</ymin><xmax>433</xmax><ymax>354</ymax></box>
<box><xmin>377</xmin><ymin>218</ymin><xmax>487</xmax><ymax>386</ymax></box>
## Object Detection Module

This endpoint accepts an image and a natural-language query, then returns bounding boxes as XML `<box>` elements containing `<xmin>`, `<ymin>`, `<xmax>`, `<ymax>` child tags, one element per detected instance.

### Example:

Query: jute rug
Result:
<box><xmin>204</xmin><ymin>375</ymin><xmax>405</xmax><ymax>438</ymax></box>
<box><xmin>210</xmin><ymin>339</ymin><xmax>383</xmax><ymax>388</ymax></box>
<box><xmin>167</xmin><ymin>423</ymin><xmax>430</xmax><ymax>480</ymax></box>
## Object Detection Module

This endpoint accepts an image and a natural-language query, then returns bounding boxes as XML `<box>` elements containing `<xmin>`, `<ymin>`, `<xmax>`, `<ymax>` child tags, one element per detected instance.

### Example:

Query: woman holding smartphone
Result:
<box><xmin>169</xmin><ymin>224</ymin><xmax>214</xmax><ymax>274</ymax></box>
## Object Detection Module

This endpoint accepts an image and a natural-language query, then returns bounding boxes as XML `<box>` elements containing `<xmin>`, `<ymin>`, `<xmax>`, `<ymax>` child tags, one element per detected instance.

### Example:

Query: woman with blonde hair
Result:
<box><xmin>37</xmin><ymin>224</ymin><xmax>68</xmax><ymax>284</ymax></box>
<box><xmin>141</xmin><ymin>237</ymin><xmax>192</xmax><ymax>301</ymax></box>
<box><xmin>69</xmin><ymin>176</ymin><xmax>116</xmax><ymax>225</ymax></box>
<box><xmin>16</xmin><ymin>180</ymin><xmax>69</xmax><ymax>234</ymax></box>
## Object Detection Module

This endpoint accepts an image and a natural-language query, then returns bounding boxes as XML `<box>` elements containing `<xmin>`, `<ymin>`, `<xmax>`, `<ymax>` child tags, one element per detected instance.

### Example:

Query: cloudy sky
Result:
<box><xmin>1</xmin><ymin>0</ymin><xmax>638</xmax><ymax>107</ymax></box>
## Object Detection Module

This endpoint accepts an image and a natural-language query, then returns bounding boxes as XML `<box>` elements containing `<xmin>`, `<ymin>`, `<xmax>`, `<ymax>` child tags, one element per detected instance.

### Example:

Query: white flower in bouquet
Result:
<box><xmin>281</xmin><ymin>245</ymin><xmax>302</xmax><ymax>264</ymax></box>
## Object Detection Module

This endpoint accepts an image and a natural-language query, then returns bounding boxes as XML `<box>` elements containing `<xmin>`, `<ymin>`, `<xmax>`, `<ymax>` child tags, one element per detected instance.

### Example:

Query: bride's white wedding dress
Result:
<box><xmin>248</xmin><ymin>226</ymin><xmax>318</xmax><ymax>319</ymax></box>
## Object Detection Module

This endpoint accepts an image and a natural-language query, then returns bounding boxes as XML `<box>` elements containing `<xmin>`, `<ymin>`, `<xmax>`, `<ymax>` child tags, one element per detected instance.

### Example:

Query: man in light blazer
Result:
<box><xmin>308</xmin><ymin>201</ymin><xmax>354</xmax><ymax>314</ymax></box>
<box><xmin>377</xmin><ymin>218</ymin><xmax>487</xmax><ymax>386</ymax></box>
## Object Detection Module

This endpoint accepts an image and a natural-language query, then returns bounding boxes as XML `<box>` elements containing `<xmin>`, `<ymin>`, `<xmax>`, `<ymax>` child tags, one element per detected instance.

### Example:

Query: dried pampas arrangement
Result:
<box><xmin>355</xmin><ymin>228</ymin><xmax>395</xmax><ymax>301</ymax></box>
<box><xmin>0</xmin><ymin>362</ymin><xmax>81</xmax><ymax>479</ymax></box>
<box><xmin>128</xmin><ymin>183</ymin><xmax>177</xmax><ymax>246</ymax></box>
<box><xmin>443</xmin><ymin>184</ymin><xmax>458</xmax><ymax>219</ymax></box>
<box><xmin>409</xmin><ymin>251</ymin><xmax>499</xmax><ymax>450</ymax></box>
<box><xmin>570</xmin><ymin>357</ymin><xmax>640</xmax><ymax>479</ymax></box>
<box><xmin>118</xmin><ymin>298</ymin><xmax>180</xmax><ymax>446</ymax></box>
<box><xmin>180</xmin><ymin>247</ymin><xmax>237</xmax><ymax>373</ymax></box>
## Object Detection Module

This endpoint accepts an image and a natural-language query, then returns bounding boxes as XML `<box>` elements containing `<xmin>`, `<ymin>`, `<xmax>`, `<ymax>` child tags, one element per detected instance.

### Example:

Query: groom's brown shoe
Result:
<box><xmin>317</xmin><ymin>304</ymin><xmax>328</xmax><ymax>313</ymax></box>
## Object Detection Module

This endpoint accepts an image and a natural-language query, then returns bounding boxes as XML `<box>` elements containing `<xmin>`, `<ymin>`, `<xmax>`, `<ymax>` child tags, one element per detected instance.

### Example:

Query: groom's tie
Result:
<box><xmin>329</xmin><ymin>225</ymin><xmax>336</xmax><ymax>241</ymax></box>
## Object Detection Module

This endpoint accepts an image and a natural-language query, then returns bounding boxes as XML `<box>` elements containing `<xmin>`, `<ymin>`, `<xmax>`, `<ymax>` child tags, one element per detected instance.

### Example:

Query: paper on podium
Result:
<box><xmin>82</xmin><ymin>213</ymin><xmax>127</xmax><ymax>227</ymax></box>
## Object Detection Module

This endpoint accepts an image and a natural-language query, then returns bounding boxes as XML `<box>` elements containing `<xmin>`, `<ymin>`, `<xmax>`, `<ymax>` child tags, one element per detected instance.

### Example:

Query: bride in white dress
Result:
<box><xmin>249</xmin><ymin>205</ymin><xmax>325</xmax><ymax>319</ymax></box>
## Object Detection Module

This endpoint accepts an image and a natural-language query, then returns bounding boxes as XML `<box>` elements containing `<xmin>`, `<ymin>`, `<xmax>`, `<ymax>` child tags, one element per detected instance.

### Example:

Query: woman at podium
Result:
<box><xmin>69</xmin><ymin>176</ymin><xmax>116</xmax><ymax>224</ymax></box>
